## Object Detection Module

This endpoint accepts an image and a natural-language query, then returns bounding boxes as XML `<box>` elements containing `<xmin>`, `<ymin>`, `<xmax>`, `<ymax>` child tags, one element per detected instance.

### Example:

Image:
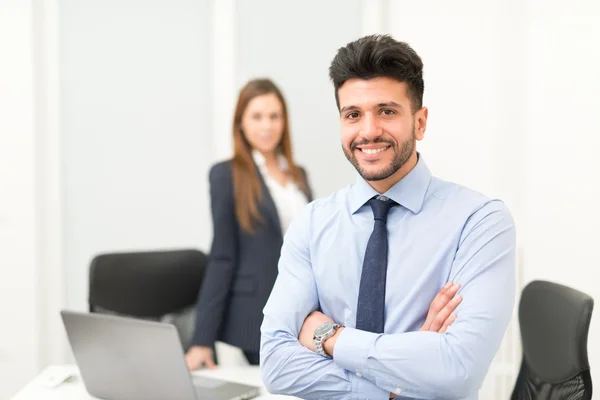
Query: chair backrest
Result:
<box><xmin>511</xmin><ymin>280</ymin><xmax>594</xmax><ymax>400</ymax></box>
<box><xmin>89</xmin><ymin>249</ymin><xmax>208</xmax><ymax>318</ymax></box>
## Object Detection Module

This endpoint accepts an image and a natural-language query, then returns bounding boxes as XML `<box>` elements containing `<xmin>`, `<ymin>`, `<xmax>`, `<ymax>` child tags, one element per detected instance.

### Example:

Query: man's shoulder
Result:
<box><xmin>283</xmin><ymin>186</ymin><xmax>351</xmax><ymax>241</ymax></box>
<box><xmin>287</xmin><ymin>186</ymin><xmax>351</xmax><ymax>233</ymax></box>
<box><xmin>428</xmin><ymin>176</ymin><xmax>512</xmax><ymax>220</ymax></box>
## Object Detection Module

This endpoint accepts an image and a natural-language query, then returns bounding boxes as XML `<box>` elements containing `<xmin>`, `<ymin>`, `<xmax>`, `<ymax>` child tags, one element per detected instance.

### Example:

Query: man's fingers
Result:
<box><xmin>429</xmin><ymin>294</ymin><xmax>462</xmax><ymax>332</ymax></box>
<box><xmin>439</xmin><ymin>312</ymin><xmax>457</xmax><ymax>334</ymax></box>
<box><xmin>420</xmin><ymin>282</ymin><xmax>460</xmax><ymax>330</ymax></box>
<box><xmin>430</xmin><ymin>283</ymin><xmax>460</xmax><ymax>313</ymax></box>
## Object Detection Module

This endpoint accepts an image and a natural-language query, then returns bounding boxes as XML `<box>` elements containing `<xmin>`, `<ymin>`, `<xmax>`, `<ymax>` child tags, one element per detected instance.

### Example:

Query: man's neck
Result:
<box><xmin>367</xmin><ymin>152</ymin><xmax>418</xmax><ymax>194</ymax></box>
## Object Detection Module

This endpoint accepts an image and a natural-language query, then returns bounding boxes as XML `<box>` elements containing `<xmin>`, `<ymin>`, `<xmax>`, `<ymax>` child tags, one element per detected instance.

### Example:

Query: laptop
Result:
<box><xmin>60</xmin><ymin>310</ymin><xmax>261</xmax><ymax>400</ymax></box>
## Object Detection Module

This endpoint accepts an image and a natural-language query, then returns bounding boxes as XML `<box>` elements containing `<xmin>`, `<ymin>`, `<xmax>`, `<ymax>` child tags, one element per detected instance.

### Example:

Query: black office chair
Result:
<box><xmin>511</xmin><ymin>280</ymin><xmax>594</xmax><ymax>400</ymax></box>
<box><xmin>89</xmin><ymin>248</ymin><xmax>208</xmax><ymax>318</ymax></box>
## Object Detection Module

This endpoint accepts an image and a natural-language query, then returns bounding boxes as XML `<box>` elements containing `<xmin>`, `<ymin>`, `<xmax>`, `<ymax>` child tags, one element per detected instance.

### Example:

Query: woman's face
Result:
<box><xmin>240</xmin><ymin>92</ymin><xmax>285</xmax><ymax>155</ymax></box>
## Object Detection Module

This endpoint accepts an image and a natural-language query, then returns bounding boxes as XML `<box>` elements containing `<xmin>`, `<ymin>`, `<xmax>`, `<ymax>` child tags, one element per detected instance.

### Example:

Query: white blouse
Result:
<box><xmin>252</xmin><ymin>151</ymin><xmax>309</xmax><ymax>234</ymax></box>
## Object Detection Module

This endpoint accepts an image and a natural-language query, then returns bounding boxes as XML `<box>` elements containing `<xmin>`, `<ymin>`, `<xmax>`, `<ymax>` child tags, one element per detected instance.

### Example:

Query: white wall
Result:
<box><xmin>1</xmin><ymin>1</ymin><xmax>65</xmax><ymax>397</ymax></box>
<box><xmin>59</xmin><ymin>0</ymin><xmax>213</xmax><ymax>312</ymax></box>
<box><xmin>523</xmin><ymin>0</ymin><xmax>600</xmax><ymax>388</ymax></box>
<box><xmin>0</xmin><ymin>1</ymin><xmax>40</xmax><ymax>398</ymax></box>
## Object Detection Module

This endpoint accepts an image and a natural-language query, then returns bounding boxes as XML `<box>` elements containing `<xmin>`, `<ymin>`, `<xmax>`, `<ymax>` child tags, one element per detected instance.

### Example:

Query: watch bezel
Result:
<box><xmin>313</xmin><ymin>321</ymin><xmax>336</xmax><ymax>339</ymax></box>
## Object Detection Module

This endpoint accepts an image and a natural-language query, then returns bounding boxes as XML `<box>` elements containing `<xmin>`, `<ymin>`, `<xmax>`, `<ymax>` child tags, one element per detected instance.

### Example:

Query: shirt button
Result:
<box><xmin>355</xmin><ymin>371</ymin><xmax>362</xmax><ymax>377</ymax></box>
<box><xmin>379</xmin><ymin>196</ymin><xmax>388</xmax><ymax>201</ymax></box>
<box><xmin>395</xmin><ymin>387</ymin><xmax>402</xmax><ymax>394</ymax></box>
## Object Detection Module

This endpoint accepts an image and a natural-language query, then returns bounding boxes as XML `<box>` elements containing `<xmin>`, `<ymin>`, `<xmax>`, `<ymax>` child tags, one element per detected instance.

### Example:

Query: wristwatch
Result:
<box><xmin>313</xmin><ymin>321</ymin><xmax>341</xmax><ymax>358</ymax></box>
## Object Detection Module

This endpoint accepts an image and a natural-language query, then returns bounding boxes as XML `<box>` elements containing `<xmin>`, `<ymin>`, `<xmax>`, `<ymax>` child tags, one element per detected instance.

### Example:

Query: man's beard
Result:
<box><xmin>343</xmin><ymin>131</ymin><xmax>415</xmax><ymax>182</ymax></box>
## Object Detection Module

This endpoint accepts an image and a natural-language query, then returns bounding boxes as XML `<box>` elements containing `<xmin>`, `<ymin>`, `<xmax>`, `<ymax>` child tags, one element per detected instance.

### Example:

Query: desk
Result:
<box><xmin>11</xmin><ymin>365</ymin><xmax>298</xmax><ymax>399</ymax></box>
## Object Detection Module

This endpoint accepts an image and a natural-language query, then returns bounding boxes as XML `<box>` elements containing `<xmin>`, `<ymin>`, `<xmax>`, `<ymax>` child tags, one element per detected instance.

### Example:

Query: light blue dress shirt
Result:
<box><xmin>260</xmin><ymin>155</ymin><xmax>516</xmax><ymax>400</ymax></box>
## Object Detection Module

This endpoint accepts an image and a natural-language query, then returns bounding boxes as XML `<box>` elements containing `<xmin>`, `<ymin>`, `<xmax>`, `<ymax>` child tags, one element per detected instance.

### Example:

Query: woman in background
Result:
<box><xmin>185</xmin><ymin>79</ymin><xmax>312</xmax><ymax>369</ymax></box>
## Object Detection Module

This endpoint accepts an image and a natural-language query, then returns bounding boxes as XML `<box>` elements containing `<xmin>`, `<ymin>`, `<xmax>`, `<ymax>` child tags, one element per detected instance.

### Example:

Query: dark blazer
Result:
<box><xmin>191</xmin><ymin>160</ymin><xmax>313</xmax><ymax>352</ymax></box>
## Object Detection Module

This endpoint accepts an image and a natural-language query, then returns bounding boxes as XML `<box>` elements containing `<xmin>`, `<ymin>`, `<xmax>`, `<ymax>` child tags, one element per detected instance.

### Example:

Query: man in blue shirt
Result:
<box><xmin>260</xmin><ymin>34</ymin><xmax>516</xmax><ymax>399</ymax></box>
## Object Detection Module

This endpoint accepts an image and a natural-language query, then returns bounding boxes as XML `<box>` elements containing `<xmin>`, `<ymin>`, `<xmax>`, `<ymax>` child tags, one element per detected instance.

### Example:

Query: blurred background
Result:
<box><xmin>1</xmin><ymin>0</ymin><xmax>599</xmax><ymax>398</ymax></box>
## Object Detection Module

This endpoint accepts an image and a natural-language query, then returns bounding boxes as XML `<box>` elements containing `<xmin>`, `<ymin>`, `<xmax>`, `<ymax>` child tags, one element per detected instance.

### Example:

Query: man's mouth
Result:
<box><xmin>357</xmin><ymin>145</ymin><xmax>391</xmax><ymax>155</ymax></box>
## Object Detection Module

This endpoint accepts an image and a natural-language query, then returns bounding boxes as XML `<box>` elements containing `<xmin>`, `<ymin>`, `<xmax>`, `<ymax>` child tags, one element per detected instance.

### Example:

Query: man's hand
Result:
<box><xmin>420</xmin><ymin>282</ymin><xmax>462</xmax><ymax>333</ymax></box>
<box><xmin>185</xmin><ymin>346</ymin><xmax>216</xmax><ymax>371</ymax></box>
<box><xmin>298</xmin><ymin>311</ymin><xmax>334</xmax><ymax>352</ymax></box>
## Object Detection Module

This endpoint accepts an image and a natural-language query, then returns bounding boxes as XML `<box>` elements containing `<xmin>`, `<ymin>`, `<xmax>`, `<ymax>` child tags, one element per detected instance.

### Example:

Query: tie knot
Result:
<box><xmin>368</xmin><ymin>196</ymin><xmax>394</xmax><ymax>222</ymax></box>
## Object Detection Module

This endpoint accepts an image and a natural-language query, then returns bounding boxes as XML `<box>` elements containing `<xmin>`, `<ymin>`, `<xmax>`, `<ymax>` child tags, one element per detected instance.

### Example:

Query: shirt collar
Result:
<box><xmin>252</xmin><ymin>150</ymin><xmax>289</xmax><ymax>171</ymax></box>
<box><xmin>349</xmin><ymin>153</ymin><xmax>432</xmax><ymax>214</ymax></box>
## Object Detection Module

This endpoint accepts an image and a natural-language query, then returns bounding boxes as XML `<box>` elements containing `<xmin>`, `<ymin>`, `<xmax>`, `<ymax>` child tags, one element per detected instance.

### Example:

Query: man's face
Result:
<box><xmin>338</xmin><ymin>77</ymin><xmax>427</xmax><ymax>182</ymax></box>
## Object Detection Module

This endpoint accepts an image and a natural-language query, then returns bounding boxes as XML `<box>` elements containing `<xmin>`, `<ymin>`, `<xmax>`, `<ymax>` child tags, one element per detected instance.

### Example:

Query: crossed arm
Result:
<box><xmin>298</xmin><ymin>283</ymin><xmax>463</xmax><ymax>399</ymax></box>
<box><xmin>260</xmin><ymin>201</ymin><xmax>516</xmax><ymax>399</ymax></box>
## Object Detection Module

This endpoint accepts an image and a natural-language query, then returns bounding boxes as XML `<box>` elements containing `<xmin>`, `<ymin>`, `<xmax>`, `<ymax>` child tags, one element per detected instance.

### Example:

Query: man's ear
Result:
<box><xmin>414</xmin><ymin>107</ymin><xmax>428</xmax><ymax>141</ymax></box>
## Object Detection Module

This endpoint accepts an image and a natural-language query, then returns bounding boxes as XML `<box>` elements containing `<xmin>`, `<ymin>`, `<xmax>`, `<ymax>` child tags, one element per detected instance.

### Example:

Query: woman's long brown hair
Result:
<box><xmin>232</xmin><ymin>79</ymin><xmax>305</xmax><ymax>234</ymax></box>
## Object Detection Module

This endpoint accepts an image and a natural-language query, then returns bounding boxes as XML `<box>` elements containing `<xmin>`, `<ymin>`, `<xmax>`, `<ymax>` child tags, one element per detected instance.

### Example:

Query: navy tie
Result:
<box><xmin>356</xmin><ymin>196</ymin><xmax>394</xmax><ymax>333</ymax></box>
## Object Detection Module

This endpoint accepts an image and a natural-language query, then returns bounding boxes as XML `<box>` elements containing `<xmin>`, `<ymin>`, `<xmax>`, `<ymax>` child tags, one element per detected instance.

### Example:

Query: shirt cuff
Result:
<box><xmin>333</xmin><ymin>327</ymin><xmax>378</xmax><ymax>378</ymax></box>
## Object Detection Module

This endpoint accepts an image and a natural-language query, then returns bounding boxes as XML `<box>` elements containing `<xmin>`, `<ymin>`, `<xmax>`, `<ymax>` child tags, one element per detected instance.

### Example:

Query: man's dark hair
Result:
<box><xmin>329</xmin><ymin>34</ymin><xmax>424</xmax><ymax>113</ymax></box>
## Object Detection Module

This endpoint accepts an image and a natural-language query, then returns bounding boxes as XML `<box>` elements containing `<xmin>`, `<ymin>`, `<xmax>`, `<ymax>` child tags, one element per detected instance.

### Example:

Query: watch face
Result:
<box><xmin>314</xmin><ymin>322</ymin><xmax>335</xmax><ymax>337</ymax></box>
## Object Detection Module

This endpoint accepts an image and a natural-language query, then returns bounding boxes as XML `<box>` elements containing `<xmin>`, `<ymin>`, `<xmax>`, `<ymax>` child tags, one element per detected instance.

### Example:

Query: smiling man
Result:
<box><xmin>260</xmin><ymin>35</ymin><xmax>516</xmax><ymax>400</ymax></box>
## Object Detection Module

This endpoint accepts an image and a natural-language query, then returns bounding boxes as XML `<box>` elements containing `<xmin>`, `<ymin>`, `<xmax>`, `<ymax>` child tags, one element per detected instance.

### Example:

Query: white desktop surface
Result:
<box><xmin>11</xmin><ymin>365</ymin><xmax>298</xmax><ymax>400</ymax></box>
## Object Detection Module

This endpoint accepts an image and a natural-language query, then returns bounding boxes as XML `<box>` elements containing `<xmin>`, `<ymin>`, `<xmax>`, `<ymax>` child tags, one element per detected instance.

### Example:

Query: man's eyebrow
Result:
<box><xmin>340</xmin><ymin>102</ymin><xmax>403</xmax><ymax>114</ymax></box>
<box><xmin>340</xmin><ymin>105</ymin><xmax>359</xmax><ymax>113</ymax></box>
<box><xmin>377</xmin><ymin>101</ymin><xmax>403</xmax><ymax>109</ymax></box>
